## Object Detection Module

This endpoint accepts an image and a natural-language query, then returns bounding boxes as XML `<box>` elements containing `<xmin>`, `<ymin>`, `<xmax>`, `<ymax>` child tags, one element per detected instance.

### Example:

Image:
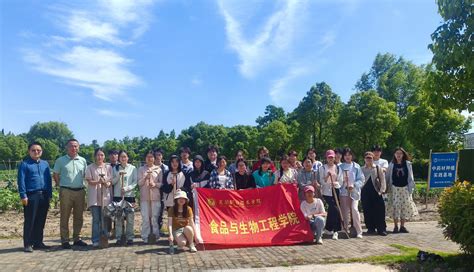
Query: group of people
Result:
<box><xmin>17</xmin><ymin>139</ymin><xmax>419</xmax><ymax>253</ymax></box>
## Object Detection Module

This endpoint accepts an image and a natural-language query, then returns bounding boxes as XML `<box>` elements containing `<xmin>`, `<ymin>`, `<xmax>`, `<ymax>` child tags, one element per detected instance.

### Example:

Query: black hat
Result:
<box><xmin>372</xmin><ymin>145</ymin><xmax>382</xmax><ymax>152</ymax></box>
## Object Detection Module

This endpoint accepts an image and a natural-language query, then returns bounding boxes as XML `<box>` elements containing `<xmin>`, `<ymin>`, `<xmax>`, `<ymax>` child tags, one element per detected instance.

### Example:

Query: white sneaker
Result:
<box><xmin>332</xmin><ymin>232</ymin><xmax>338</xmax><ymax>240</ymax></box>
<box><xmin>356</xmin><ymin>234</ymin><xmax>363</xmax><ymax>239</ymax></box>
<box><xmin>189</xmin><ymin>244</ymin><xmax>197</xmax><ymax>253</ymax></box>
<box><xmin>316</xmin><ymin>238</ymin><xmax>323</xmax><ymax>244</ymax></box>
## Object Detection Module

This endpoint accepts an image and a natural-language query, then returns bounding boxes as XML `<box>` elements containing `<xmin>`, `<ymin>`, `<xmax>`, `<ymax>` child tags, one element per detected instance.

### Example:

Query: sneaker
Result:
<box><xmin>378</xmin><ymin>231</ymin><xmax>388</xmax><ymax>236</ymax></box>
<box><xmin>143</xmin><ymin>239</ymin><xmax>148</xmax><ymax>244</ymax></box>
<box><xmin>366</xmin><ymin>229</ymin><xmax>376</xmax><ymax>235</ymax></box>
<box><xmin>24</xmin><ymin>245</ymin><xmax>33</xmax><ymax>253</ymax></box>
<box><xmin>316</xmin><ymin>238</ymin><xmax>323</xmax><ymax>244</ymax></box>
<box><xmin>393</xmin><ymin>226</ymin><xmax>399</xmax><ymax>233</ymax></box>
<box><xmin>332</xmin><ymin>232</ymin><xmax>338</xmax><ymax>240</ymax></box>
<box><xmin>189</xmin><ymin>244</ymin><xmax>197</xmax><ymax>253</ymax></box>
<box><xmin>73</xmin><ymin>240</ymin><xmax>88</xmax><ymax>247</ymax></box>
<box><xmin>324</xmin><ymin>230</ymin><xmax>333</xmax><ymax>235</ymax></box>
<box><xmin>168</xmin><ymin>245</ymin><xmax>175</xmax><ymax>254</ymax></box>
<box><xmin>127</xmin><ymin>240</ymin><xmax>133</xmax><ymax>246</ymax></box>
<box><xmin>92</xmin><ymin>242</ymin><xmax>99</xmax><ymax>247</ymax></box>
<box><xmin>116</xmin><ymin>240</ymin><xmax>123</xmax><ymax>246</ymax></box>
<box><xmin>33</xmin><ymin>243</ymin><xmax>51</xmax><ymax>250</ymax></box>
<box><xmin>356</xmin><ymin>234</ymin><xmax>363</xmax><ymax>239</ymax></box>
<box><xmin>399</xmin><ymin>226</ymin><xmax>409</xmax><ymax>233</ymax></box>
<box><xmin>61</xmin><ymin>242</ymin><xmax>72</xmax><ymax>249</ymax></box>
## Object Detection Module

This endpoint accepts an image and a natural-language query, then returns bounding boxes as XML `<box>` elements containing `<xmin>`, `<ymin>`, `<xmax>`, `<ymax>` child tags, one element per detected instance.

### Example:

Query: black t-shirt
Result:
<box><xmin>392</xmin><ymin>163</ymin><xmax>408</xmax><ymax>187</ymax></box>
<box><xmin>234</xmin><ymin>172</ymin><xmax>256</xmax><ymax>190</ymax></box>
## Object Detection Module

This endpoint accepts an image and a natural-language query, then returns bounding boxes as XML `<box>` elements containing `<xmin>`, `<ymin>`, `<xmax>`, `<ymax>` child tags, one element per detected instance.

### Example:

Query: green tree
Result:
<box><xmin>151</xmin><ymin>130</ymin><xmax>178</xmax><ymax>158</ymax></box>
<box><xmin>177</xmin><ymin>122</ymin><xmax>228</xmax><ymax>155</ymax></box>
<box><xmin>255</xmin><ymin>105</ymin><xmax>286</xmax><ymax>128</ymax></box>
<box><xmin>291</xmin><ymin>82</ymin><xmax>342</xmax><ymax>153</ymax></box>
<box><xmin>336</xmin><ymin>91</ymin><xmax>400</xmax><ymax>157</ymax></box>
<box><xmin>79</xmin><ymin>144</ymin><xmax>95</xmax><ymax>163</ymax></box>
<box><xmin>223</xmin><ymin>125</ymin><xmax>260</xmax><ymax>159</ymax></box>
<box><xmin>0</xmin><ymin>134</ymin><xmax>28</xmax><ymax>161</ymax></box>
<box><xmin>259</xmin><ymin>120</ymin><xmax>290</xmax><ymax>160</ymax></box>
<box><xmin>406</xmin><ymin>102</ymin><xmax>471</xmax><ymax>158</ymax></box>
<box><xmin>36</xmin><ymin>138</ymin><xmax>60</xmax><ymax>161</ymax></box>
<box><xmin>356</xmin><ymin>53</ymin><xmax>425</xmax><ymax>117</ymax></box>
<box><xmin>103</xmin><ymin>139</ymin><xmax>127</xmax><ymax>155</ymax></box>
<box><xmin>26</xmin><ymin>121</ymin><xmax>74</xmax><ymax>149</ymax></box>
<box><xmin>428</xmin><ymin>0</ymin><xmax>474</xmax><ymax>111</ymax></box>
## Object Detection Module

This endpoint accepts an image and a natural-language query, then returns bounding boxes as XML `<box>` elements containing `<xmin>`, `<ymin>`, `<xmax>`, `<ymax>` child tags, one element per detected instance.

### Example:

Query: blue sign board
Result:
<box><xmin>428</xmin><ymin>152</ymin><xmax>458</xmax><ymax>188</ymax></box>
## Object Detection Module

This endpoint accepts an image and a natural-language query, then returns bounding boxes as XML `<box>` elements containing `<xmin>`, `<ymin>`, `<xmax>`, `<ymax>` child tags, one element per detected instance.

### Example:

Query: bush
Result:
<box><xmin>438</xmin><ymin>181</ymin><xmax>474</xmax><ymax>254</ymax></box>
<box><xmin>412</xmin><ymin>159</ymin><xmax>429</xmax><ymax>180</ymax></box>
<box><xmin>413</xmin><ymin>182</ymin><xmax>443</xmax><ymax>201</ymax></box>
<box><xmin>0</xmin><ymin>188</ymin><xmax>23</xmax><ymax>212</ymax></box>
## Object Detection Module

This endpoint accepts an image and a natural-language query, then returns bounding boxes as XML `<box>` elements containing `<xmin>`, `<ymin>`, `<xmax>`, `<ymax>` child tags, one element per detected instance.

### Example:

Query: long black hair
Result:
<box><xmin>391</xmin><ymin>147</ymin><xmax>411</xmax><ymax>164</ymax></box>
<box><xmin>342</xmin><ymin>147</ymin><xmax>355</xmax><ymax>163</ymax></box>
<box><xmin>258</xmin><ymin>157</ymin><xmax>273</xmax><ymax>176</ymax></box>
<box><xmin>279</xmin><ymin>155</ymin><xmax>290</xmax><ymax>178</ymax></box>
<box><xmin>168</xmin><ymin>155</ymin><xmax>182</xmax><ymax>173</ymax></box>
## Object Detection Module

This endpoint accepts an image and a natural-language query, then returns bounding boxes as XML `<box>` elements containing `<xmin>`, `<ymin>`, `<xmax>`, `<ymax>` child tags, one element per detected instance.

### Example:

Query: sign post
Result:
<box><xmin>426</xmin><ymin>151</ymin><xmax>459</xmax><ymax>209</ymax></box>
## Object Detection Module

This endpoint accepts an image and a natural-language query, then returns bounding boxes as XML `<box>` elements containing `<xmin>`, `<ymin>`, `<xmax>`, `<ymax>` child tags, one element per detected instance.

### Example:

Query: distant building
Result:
<box><xmin>464</xmin><ymin>133</ymin><xmax>474</xmax><ymax>149</ymax></box>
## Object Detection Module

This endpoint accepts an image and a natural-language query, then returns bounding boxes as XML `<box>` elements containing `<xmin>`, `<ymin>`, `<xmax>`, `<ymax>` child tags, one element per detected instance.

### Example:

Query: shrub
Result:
<box><xmin>0</xmin><ymin>188</ymin><xmax>23</xmax><ymax>212</ymax></box>
<box><xmin>413</xmin><ymin>182</ymin><xmax>443</xmax><ymax>201</ymax></box>
<box><xmin>438</xmin><ymin>181</ymin><xmax>474</xmax><ymax>254</ymax></box>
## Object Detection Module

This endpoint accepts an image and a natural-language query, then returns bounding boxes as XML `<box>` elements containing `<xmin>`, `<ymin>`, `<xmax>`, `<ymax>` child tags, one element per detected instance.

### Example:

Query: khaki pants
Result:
<box><xmin>59</xmin><ymin>188</ymin><xmax>85</xmax><ymax>243</ymax></box>
<box><xmin>340</xmin><ymin>195</ymin><xmax>362</xmax><ymax>236</ymax></box>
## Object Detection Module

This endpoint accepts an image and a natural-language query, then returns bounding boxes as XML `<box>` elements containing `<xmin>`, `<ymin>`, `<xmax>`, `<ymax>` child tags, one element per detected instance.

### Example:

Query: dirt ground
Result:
<box><xmin>0</xmin><ymin>202</ymin><xmax>440</xmax><ymax>239</ymax></box>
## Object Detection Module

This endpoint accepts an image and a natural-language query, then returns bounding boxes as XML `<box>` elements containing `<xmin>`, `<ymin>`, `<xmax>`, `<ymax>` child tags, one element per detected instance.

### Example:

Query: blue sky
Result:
<box><xmin>1</xmin><ymin>0</ymin><xmax>449</xmax><ymax>144</ymax></box>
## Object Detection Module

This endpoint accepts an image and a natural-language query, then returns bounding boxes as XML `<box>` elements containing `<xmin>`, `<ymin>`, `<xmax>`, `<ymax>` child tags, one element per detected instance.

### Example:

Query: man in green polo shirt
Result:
<box><xmin>53</xmin><ymin>139</ymin><xmax>88</xmax><ymax>249</ymax></box>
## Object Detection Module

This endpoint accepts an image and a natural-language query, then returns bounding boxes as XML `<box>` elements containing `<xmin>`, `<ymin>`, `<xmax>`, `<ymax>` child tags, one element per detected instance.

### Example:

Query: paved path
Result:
<box><xmin>0</xmin><ymin>221</ymin><xmax>458</xmax><ymax>271</ymax></box>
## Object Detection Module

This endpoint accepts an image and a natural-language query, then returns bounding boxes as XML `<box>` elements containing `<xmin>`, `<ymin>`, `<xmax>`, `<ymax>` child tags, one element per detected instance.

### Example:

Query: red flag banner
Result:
<box><xmin>193</xmin><ymin>183</ymin><xmax>313</xmax><ymax>247</ymax></box>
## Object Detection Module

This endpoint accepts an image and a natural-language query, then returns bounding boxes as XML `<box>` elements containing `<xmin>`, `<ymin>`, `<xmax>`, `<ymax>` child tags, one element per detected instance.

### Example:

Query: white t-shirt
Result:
<box><xmin>218</xmin><ymin>174</ymin><xmax>227</xmax><ymax>187</ymax></box>
<box><xmin>374</xmin><ymin>158</ymin><xmax>389</xmax><ymax>170</ymax></box>
<box><xmin>300</xmin><ymin>198</ymin><xmax>325</xmax><ymax>218</ymax></box>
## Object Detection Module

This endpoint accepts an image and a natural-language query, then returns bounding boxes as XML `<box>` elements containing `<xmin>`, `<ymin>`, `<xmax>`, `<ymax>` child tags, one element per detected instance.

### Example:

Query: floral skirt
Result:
<box><xmin>386</xmin><ymin>185</ymin><xmax>418</xmax><ymax>220</ymax></box>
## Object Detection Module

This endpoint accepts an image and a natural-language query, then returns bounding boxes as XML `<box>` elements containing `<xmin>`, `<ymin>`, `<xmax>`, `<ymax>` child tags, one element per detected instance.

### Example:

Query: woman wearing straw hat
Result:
<box><xmin>167</xmin><ymin>190</ymin><xmax>198</xmax><ymax>254</ymax></box>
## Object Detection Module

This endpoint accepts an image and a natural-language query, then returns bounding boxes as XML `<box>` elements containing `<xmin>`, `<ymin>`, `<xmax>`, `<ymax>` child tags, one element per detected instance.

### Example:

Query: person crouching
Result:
<box><xmin>167</xmin><ymin>190</ymin><xmax>198</xmax><ymax>253</ymax></box>
<box><xmin>300</xmin><ymin>185</ymin><xmax>327</xmax><ymax>244</ymax></box>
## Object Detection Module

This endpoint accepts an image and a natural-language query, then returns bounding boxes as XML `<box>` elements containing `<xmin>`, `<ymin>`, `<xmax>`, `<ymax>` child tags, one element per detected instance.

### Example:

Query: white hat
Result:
<box><xmin>174</xmin><ymin>190</ymin><xmax>189</xmax><ymax>201</ymax></box>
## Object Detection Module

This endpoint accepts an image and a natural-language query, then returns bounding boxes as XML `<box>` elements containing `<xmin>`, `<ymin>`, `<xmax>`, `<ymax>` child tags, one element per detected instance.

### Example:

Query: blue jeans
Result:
<box><xmin>90</xmin><ymin>206</ymin><xmax>107</xmax><ymax>243</ymax></box>
<box><xmin>309</xmin><ymin>216</ymin><xmax>326</xmax><ymax>240</ymax></box>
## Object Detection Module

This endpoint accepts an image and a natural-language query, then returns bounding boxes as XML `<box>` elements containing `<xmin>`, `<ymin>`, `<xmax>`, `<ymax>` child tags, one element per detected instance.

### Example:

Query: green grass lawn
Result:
<box><xmin>328</xmin><ymin>244</ymin><xmax>473</xmax><ymax>271</ymax></box>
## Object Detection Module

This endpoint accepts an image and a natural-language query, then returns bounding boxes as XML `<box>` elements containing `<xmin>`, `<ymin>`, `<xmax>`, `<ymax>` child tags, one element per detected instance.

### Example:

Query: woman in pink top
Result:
<box><xmin>85</xmin><ymin>148</ymin><xmax>113</xmax><ymax>248</ymax></box>
<box><xmin>138</xmin><ymin>150</ymin><xmax>163</xmax><ymax>244</ymax></box>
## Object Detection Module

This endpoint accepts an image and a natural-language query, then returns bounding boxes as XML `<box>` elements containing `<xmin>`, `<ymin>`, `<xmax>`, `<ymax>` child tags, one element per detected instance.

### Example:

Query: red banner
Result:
<box><xmin>193</xmin><ymin>183</ymin><xmax>313</xmax><ymax>247</ymax></box>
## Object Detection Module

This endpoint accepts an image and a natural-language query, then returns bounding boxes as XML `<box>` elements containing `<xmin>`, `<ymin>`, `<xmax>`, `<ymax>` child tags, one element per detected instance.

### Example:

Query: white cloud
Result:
<box><xmin>96</xmin><ymin>109</ymin><xmax>142</xmax><ymax>118</ymax></box>
<box><xmin>320</xmin><ymin>30</ymin><xmax>336</xmax><ymax>53</ymax></box>
<box><xmin>24</xmin><ymin>46</ymin><xmax>140</xmax><ymax>101</ymax></box>
<box><xmin>22</xmin><ymin>0</ymin><xmax>156</xmax><ymax>101</ymax></box>
<box><xmin>66</xmin><ymin>12</ymin><xmax>126</xmax><ymax>45</ymax></box>
<box><xmin>217</xmin><ymin>0</ymin><xmax>349</xmax><ymax>104</ymax></box>
<box><xmin>217</xmin><ymin>0</ymin><xmax>309</xmax><ymax>78</ymax></box>
<box><xmin>269</xmin><ymin>66</ymin><xmax>309</xmax><ymax>104</ymax></box>
<box><xmin>191</xmin><ymin>76</ymin><xmax>203</xmax><ymax>86</ymax></box>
